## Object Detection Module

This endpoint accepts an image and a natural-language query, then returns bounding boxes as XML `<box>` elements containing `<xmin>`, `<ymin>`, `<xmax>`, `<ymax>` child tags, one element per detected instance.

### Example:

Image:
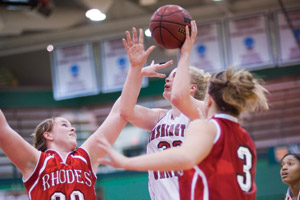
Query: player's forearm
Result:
<box><xmin>0</xmin><ymin>110</ymin><xmax>7</xmax><ymax>128</ymax></box>
<box><xmin>0</xmin><ymin>110</ymin><xmax>11</xmax><ymax>140</ymax></box>
<box><xmin>119</xmin><ymin>66</ymin><xmax>143</xmax><ymax>119</ymax></box>
<box><xmin>123</xmin><ymin>147</ymin><xmax>196</xmax><ymax>172</ymax></box>
<box><xmin>171</xmin><ymin>53</ymin><xmax>191</xmax><ymax>103</ymax></box>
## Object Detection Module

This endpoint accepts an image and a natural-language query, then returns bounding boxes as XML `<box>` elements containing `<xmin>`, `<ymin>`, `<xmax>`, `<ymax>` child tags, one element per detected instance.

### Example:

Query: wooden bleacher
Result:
<box><xmin>242</xmin><ymin>74</ymin><xmax>300</xmax><ymax>153</ymax></box>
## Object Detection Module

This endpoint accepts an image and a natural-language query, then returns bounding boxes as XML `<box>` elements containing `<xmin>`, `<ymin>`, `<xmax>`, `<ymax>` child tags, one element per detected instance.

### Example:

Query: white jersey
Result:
<box><xmin>147</xmin><ymin>110</ymin><xmax>190</xmax><ymax>200</ymax></box>
<box><xmin>285</xmin><ymin>188</ymin><xmax>300</xmax><ymax>200</ymax></box>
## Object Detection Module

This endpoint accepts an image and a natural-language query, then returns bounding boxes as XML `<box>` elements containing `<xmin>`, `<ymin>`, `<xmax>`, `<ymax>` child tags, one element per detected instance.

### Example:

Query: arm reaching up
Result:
<box><xmin>171</xmin><ymin>20</ymin><xmax>208</xmax><ymax>120</ymax></box>
<box><xmin>0</xmin><ymin>110</ymin><xmax>40</xmax><ymax>179</ymax></box>
<box><xmin>119</xmin><ymin>27</ymin><xmax>173</xmax><ymax>131</ymax></box>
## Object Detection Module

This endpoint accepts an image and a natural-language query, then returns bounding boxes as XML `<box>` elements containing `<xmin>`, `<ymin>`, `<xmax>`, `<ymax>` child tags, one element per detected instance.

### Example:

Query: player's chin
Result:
<box><xmin>70</xmin><ymin>140</ymin><xmax>77</xmax><ymax>149</ymax></box>
<box><xmin>280</xmin><ymin>176</ymin><xmax>290</xmax><ymax>184</ymax></box>
<box><xmin>163</xmin><ymin>92</ymin><xmax>171</xmax><ymax>101</ymax></box>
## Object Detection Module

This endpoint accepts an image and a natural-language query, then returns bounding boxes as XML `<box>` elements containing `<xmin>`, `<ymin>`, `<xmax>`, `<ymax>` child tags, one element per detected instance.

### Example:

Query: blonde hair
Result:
<box><xmin>32</xmin><ymin>117</ymin><xmax>55</xmax><ymax>152</ymax></box>
<box><xmin>208</xmin><ymin>67</ymin><xmax>269</xmax><ymax>116</ymax></box>
<box><xmin>189</xmin><ymin>66</ymin><xmax>211</xmax><ymax>100</ymax></box>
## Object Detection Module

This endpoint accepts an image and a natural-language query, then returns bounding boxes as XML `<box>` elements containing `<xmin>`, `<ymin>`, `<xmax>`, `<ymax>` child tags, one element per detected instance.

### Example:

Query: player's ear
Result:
<box><xmin>190</xmin><ymin>84</ymin><xmax>197</xmax><ymax>90</ymax></box>
<box><xmin>207</xmin><ymin>94</ymin><xmax>213</xmax><ymax>107</ymax></box>
<box><xmin>43</xmin><ymin>132</ymin><xmax>53</xmax><ymax>141</ymax></box>
<box><xmin>204</xmin><ymin>94</ymin><xmax>213</xmax><ymax>108</ymax></box>
<box><xmin>190</xmin><ymin>84</ymin><xmax>197</xmax><ymax>94</ymax></box>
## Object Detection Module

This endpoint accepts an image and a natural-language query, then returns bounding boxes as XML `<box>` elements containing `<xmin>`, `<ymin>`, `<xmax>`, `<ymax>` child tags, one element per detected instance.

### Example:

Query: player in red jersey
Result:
<box><xmin>99</xmin><ymin>63</ymin><xmax>269</xmax><ymax>199</ymax></box>
<box><xmin>281</xmin><ymin>153</ymin><xmax>300</xmax><ymax>200</ymax></box>
<box><xmin>0</xmin><ymin>99</ymin><xmax>127</xmax><ymax>200</ymax></box>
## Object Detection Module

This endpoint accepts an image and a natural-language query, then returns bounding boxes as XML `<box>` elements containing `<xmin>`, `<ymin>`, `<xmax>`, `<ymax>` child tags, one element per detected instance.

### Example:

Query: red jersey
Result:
<box><xmin>179</xmin><ymin>114</ymin><xmax>257</xmax><ymax>200</ymax></box>
<box><xmin>23</xmin><ymin>148</ymin><xmax>97</xmax><ymax>200</ymax></box>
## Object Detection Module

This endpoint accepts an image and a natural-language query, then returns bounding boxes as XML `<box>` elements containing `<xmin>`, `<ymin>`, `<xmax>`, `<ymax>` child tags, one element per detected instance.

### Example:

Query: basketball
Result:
<box><xmin>149</xmin><ymin>5</ymin><xmax>192</xmax><ymax>49</ymax></box>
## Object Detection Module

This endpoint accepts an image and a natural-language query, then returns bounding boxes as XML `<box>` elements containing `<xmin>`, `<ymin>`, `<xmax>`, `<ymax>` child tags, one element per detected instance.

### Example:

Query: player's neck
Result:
<box><xmin>289</xmin><ymin>182</ymin><xmax>300</xmax><ymax>200</ymax></box>
<box><xmin>171</xmin><ymin>106</ymin><xmax>181</xmax><ymax>119</ymax></box>
<box><xmin>207</xmin><ymin>105</ymin><xmax>218</xmax><ymax>119</ymax></box>
<box><xmin>49</xmin><ymin>145</ymin><xmax>73</xmax><ymax>160</ymax></box>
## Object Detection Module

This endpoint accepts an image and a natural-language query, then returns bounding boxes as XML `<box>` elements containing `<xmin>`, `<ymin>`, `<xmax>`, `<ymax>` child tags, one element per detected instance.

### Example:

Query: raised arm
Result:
<box><xmin>82</xmin><ymin>28</ymin><xmax>173</xmax><ymax>173</ymax></box>
<box><xmin>119</xmin><ymin>27</ymin><xmax>172</xmax><ymax>131</ymax></box>
<box><xmin>100</xmin><ymin>119</ymin><xmax>217</xmax><ymax>171</ymax></box>
<box><xmin>171</xmin><ymin>20</ymin><xmax>205</xmax><ymax>120</ymax></box>
<box><xmin>81</xmin><ymin>97</ymin><xmax>127</xmax><ymax>173</ymax></box>
<box><xmin>0</xmin><ymin>110</ymin><xmax>40</xmax><ymax>179</ymax></box>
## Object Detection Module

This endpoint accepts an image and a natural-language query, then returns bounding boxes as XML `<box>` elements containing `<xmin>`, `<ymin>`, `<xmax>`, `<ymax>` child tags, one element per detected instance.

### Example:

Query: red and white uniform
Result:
<box><xmin>23</xmin><ymin>148</ymin><xmax>97</xmax><ymax>200</ymax></box>
<box><xmin>147</xmin><ymin>110</ymin><xmax>190</xmax><ymax>200</ymax></box>
<box><xmin>179</xmin><ymin>113</ymin><xmax>257</xmax><ymax>200</ymax></box>
<box><xmin>285</xmin><ymin>188</ymin><xmax>300</xmax><ymax>200</ymax></box>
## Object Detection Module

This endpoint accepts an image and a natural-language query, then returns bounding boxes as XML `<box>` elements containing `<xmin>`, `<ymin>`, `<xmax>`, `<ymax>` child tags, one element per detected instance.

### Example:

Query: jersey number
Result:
<box><xmin>237</xmin><ymin>146</ymin><xmax>253</xmax><ymax>192</ymax></box>
<box><xmin>158</xmin><ymin>140</ymin><xmax>182</xmax><ymax>150</ymax></box>
<box><xmin>51</xmin><ymin>191</ymin><xmax>84</xmax><ymax>200</ymax></box>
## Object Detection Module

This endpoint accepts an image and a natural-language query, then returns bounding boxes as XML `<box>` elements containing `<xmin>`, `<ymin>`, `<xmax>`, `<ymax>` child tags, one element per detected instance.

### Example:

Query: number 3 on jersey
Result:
<box><xmin>237</xmin><ymin>146</ymin><xmax>253</xmax><ymax>192</ymax></box>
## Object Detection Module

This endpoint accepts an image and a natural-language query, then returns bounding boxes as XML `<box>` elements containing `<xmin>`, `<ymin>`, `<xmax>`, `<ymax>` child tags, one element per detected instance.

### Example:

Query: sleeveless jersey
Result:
<box><xmin>179</xmin><ymin>113</ymin><xmax>257</xmax><ymax>200</ymax></box>
<box><xmin>285</xmin><ymin>188</ymin><xmax>300</xmax><ymax>200</ymax></box>
<box><xmin>23</xmin><ymin>148</ymin><xmax>97</xmax><ymax>200</ymax></box>
<box><xmin>147</xmin><ymin>110</ymin><xmax>190</xmax><ymax>200</ymax></box>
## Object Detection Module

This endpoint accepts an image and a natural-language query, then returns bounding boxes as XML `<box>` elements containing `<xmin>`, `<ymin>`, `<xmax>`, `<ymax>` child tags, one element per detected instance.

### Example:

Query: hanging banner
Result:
<box><xmin>225</xmin><ymin>14</ymin><xmax>274</xmax><ymax>70</ymax></box>
<box><xmin>51</xmin><ymin>43</ymin><xmax>100</xmax><ymax>100</ymax></box>
<box><xmin>190</xmin><ymin>21</ymin><xmax>225</xmax><ymax>73</ymax></box>
<box><xmin>275</xmin><ymin>9</ymin><xmax>300</xmax><ymax>66</ymax></box>
<box><xmin>100</xmin><ymin>38</ymin><xmax>148</xmax><ymax>93</ymax></box>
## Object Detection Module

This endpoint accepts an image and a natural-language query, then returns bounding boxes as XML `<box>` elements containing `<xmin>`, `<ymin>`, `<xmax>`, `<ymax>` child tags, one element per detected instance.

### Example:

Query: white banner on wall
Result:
<box><xmin>190</xmin><ymin>21</ymin><xmax>225</xmax><ymax>73</ymax></box>
<box><xmin>275</xmin><ymin>9</ymin><xmax>300</xmax><ymax>66</ymax></box>
<box><xmin>51</xmin><ymin>43</ymin><xmax>99</xmax><ymax>100</ymax></box>
<box><xmin>225</xmin><ymin>14</ymin><xmax>274</xmax><ymax>69</ymax></box>
<box><xmin>100</xmin><ymin>38</ymin><xmax>148</xmax><ymax>93</ymax></box>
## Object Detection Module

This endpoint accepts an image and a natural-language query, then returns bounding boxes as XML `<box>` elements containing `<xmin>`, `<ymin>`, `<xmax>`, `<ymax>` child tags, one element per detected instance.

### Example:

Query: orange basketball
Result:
<box><xmin>149</xmin><ymin>5</ymin><xmax>192</xmax><ymax>49</ymax></box>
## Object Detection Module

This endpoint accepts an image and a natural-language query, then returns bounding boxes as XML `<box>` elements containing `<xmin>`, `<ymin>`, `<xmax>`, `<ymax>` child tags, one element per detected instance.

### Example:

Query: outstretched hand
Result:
<box><xmin>123</xmin><ymin>27</ymin><xmax>156</xmax><ymax>68</ymax></box>
<box><xmin>98</xmin><ymin>136</ymin><xmax>129</xmax><ymax>169</ymax></box>
<box><xmin>142</xmin><ymin>60</ymin><xmax>173</xmax><ymax>78</ymax></box>
<box><xmin>180</xmin><ymin>20</ymin><xmax>197</xmax><ymax>55</ymax></box>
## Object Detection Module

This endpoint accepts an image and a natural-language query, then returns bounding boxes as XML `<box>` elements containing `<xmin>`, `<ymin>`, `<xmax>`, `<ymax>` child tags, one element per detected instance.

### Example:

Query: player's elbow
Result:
<box><xmin>120</xmin><ymin>109</ymin><xmax>130</xmax><ymax>120</ymax></box>
<box><xmin>119</xmin><ymin>107</ymin><xmax>136</xmax><ymax>122</ymax></box>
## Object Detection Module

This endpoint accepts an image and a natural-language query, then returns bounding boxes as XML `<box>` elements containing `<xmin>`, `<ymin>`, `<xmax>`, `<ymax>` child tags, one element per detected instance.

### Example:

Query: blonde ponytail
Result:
<box><xmin>208</xmin><ymin>67</ymin><xmax>269</xmax><ymax>116</ymax></box>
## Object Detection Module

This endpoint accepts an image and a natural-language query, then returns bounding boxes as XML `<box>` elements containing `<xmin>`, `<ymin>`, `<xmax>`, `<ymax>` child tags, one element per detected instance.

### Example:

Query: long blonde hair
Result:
<box><xmin>189</xmin><ymin>66</ymin><xmax>211</xmax><ymax>100</ymax></box>
<box><xmin>208</xmin><ymin>67</ymin><xmax>269</xmax><ymax>116</ymax></box>
<box><xmin>32</xmin><ymin>117</ymin><xmax>55</xmax><ymax>152</ymax></box>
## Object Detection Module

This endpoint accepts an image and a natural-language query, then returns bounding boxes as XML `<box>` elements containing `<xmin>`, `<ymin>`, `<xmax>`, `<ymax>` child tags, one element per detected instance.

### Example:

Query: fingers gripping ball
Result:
<box><xmin>150</xmin><ymin>5</ymin><xmax>192</xmax><ymax>49</ymax></box>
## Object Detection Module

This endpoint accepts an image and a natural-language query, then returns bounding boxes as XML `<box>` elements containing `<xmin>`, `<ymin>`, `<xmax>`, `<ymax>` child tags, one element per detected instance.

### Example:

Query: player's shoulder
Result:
<box><xmin>153</xmin><ymin>108</ymin><xmax>169</xmax><ymax>120</ymax></box>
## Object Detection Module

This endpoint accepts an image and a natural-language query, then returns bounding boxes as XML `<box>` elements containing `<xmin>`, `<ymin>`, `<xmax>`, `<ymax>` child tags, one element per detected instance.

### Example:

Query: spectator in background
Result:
<box><xmin>281</xmin><ymin>153</ymin><xmax>300</xmax><ymax>200</ymax></box>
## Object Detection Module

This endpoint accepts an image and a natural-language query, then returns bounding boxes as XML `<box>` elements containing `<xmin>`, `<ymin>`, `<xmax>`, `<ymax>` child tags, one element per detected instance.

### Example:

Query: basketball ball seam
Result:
<box><xmin>154</xmin><ymin>10</ymin><xmax>185</xmax><ymax>17</ymax></box>
<box><xmin>159</xmin><ymin>7</ymin><xmax>167</xmax><ymax>48</ymax></box>
<box><xmin>151</xmin><ymin>26</ymin><xmax>183</xmax><ymax>47</ymax></box>
<box><xmin>150</xmin><ymin>20</ymin><xmax>189</xmax><ymax>26</ymax></box>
